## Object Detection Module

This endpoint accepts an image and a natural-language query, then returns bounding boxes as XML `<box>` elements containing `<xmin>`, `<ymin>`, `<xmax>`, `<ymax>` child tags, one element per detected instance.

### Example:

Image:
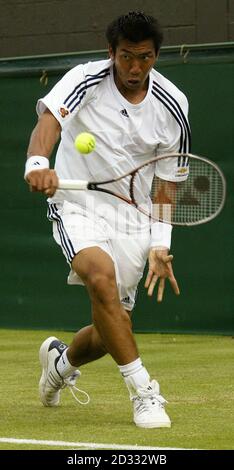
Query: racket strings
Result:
<box><xmin>133</xmin><ymin>159</ymin><xmax>224</xmax><ymax>225</ymax></box>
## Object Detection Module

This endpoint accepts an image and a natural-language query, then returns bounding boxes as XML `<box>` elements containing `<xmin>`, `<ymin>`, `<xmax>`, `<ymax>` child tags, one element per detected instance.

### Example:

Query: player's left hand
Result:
<box><xmin>144</xmin><ymin>248</ymin><xmax>180</xmax><ymax>302</ymax></box>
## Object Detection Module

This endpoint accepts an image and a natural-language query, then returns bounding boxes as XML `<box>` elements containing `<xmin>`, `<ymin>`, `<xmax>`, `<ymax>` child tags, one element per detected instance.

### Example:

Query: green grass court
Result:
<box><xmin>0</xmin><ymin>329</ymin><xmax>233</xmax><ymax>450</ymax></box>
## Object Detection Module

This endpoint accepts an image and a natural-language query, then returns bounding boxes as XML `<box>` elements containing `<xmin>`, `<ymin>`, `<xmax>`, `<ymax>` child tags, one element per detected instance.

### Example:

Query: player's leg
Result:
<box><xmin>66</xmin><ymin>324</ymin><xmax>107</xmax><ymax>366</ymax></box>
<box><xmin>39</xmin><ymin>206</ymin><xmax>110</xmax><ymax>406</ymax></box>
<box><xmin>39</xmin><ymin>246</ymin><xmax>139</xmax><ymax>407</ymax></box>
<box><xmin>109</xmin><ymin>234</ymin><xmax>171</xmax><ymax>428</ymax></box>
<box><xmin>65</xmin><ymin>307</ymin><xmax>134</xmax><ymax>366</ymax></box>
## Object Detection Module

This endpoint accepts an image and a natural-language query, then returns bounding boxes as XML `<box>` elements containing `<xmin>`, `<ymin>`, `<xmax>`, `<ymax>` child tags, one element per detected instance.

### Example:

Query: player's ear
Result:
<box><xmin>108</xmin><ymin>45</ymin><xmax>115</xmax><ymax>61</ymax></box>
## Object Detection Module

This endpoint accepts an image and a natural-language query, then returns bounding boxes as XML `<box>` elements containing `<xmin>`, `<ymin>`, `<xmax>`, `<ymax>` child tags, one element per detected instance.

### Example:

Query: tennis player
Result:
<box><xmin>25</xmin><ymin>11</ymin><xmax>190</xmax><ymax>428</ymax></box>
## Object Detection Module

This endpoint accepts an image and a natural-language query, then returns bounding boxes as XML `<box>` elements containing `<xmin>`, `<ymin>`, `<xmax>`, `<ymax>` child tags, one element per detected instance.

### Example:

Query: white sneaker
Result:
<box><xmin>39</xmin><ymin>336</ymin><xmax>81</xmax><ymax>407</ymax></box>
<box><xmin>132</xmin><ymin>380</ymin><xmax>171</xmax><ymax>428</ymax></box>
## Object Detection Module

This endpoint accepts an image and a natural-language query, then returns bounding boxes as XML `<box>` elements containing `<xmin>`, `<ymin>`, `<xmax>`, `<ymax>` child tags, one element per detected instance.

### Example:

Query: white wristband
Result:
<box><xmin>150</xmin><ymin>222</ymin><xmax>172</xmax><ymax>250</ymax></box>
<box><xmin>24</xmin><ymin>156</ymin><xmax>49</xmax><ymax>180</ymax></box>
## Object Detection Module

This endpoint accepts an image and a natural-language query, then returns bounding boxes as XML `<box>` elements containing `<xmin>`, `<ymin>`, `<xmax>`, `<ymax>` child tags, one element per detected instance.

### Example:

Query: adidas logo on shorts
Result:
<box><xmin>121</xmin><ymin>296</ymin><xmax>131</xmax><ymax>304</ymax></box>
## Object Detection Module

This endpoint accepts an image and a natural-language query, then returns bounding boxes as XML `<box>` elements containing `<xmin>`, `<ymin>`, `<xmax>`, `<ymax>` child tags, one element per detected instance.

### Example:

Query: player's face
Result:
<box><xmin>109</xmin><ymin>39</ymin><xmax>157</xmax><ymax>92</ymax></box>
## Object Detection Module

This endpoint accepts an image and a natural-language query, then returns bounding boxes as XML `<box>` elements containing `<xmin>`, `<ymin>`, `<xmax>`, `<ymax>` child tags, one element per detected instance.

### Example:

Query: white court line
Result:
<box><xmin>0</xmin><ymin>437</ymin><xmax>195</xmax><ymax>450</ymax></box>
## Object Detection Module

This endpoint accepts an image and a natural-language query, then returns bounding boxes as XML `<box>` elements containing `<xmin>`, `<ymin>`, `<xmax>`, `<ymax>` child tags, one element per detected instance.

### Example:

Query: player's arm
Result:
<box><xmin>145</xmin><ymin>90</ymin><xmax>190</xmax><ymax>301</ymax></box>
<box><xmin>153</xmin><ymin>177</ymin><xmax>177</xmax><ymax>203</ymax></box>
<box><xmin>25</xmin><ymin>108</ymin><xmax>61</xmax><ymax>197</ymax></box>
<box><xmin>152</xmin><ymin>176</ymin><xmax>177</xmax><ymax>220</ymax></box>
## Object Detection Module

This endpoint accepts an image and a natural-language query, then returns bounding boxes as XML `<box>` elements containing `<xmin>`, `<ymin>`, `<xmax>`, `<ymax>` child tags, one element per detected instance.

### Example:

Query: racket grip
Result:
<box><xmin>58</xmin><ymin>179</ymin><xmax>88</xmax><ymax>190</ymax></box>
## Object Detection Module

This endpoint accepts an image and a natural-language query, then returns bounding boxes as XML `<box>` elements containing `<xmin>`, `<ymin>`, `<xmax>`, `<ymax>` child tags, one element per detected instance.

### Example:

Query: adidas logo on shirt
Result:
<box><xmin>120</xmin><ymin>108</ymin><xmax>129</xmax><ymax>118</ymax></box>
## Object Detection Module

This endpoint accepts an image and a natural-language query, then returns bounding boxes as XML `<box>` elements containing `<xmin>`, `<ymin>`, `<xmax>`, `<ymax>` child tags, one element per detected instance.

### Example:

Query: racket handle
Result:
<box><xmin>58</xmin><ymin>179</ymin><xmax>88</xmax><ymax>190</ymax></box>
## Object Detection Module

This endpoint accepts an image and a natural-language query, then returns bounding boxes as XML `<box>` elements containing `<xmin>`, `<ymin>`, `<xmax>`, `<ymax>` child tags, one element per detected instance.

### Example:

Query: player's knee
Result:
<box><xmin>88</xmin><ymin>270</ymin><xmax>117</xmax><ymax>304</ymax></box>
<box><xmin>77</xmin><ymin>260</ymin><xmax>115</xmax><ymax>287</ymax></box>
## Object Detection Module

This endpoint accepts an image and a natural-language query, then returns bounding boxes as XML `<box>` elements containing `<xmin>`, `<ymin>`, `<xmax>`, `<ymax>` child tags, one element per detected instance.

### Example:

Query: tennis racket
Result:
<box><xmin>58</xmin><ymin>153</ymin><xmax>226</xmax><ymax>226</ymax></box>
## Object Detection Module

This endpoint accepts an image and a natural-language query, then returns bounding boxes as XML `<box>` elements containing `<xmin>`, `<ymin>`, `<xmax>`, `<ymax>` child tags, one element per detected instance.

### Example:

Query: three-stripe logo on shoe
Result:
<box><xmin>61</xmin><ymin>356</ymin><xmax>65</xmax><ymax>365</ymax></box>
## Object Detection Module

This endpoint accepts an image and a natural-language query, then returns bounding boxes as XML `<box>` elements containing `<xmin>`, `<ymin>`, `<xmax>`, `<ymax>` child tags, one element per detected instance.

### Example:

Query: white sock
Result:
<box><xmin>118</xmin><ymin>358</ymin><xmax>151</xmax><ymax>398</ymax></box>
<box><xmin>56</xmin><ymin>349</ymin><xmax>77</xmax><ymax>378</ymax></box>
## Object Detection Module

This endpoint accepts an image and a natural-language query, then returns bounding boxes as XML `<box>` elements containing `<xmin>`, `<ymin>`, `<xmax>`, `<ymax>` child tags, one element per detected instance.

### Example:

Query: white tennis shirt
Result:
<box><xmin>37</xmin><ymin>58</ymin><xmax>190</xmax><ymax>232</ymax></box>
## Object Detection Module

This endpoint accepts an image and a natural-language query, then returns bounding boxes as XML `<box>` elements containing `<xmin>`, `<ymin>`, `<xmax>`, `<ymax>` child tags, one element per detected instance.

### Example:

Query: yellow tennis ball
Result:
<box><xmin>74</xmin><ymin>132</ymin><xmax>96</xmax><ymax>154</ymax></box>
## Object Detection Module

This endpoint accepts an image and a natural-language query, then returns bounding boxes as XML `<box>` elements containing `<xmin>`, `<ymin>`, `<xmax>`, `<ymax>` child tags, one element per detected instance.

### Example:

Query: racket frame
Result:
<box><xmin>58</xmin><ymin>153</ymin><xmax>226</xmax><ymax>226</ymax></box>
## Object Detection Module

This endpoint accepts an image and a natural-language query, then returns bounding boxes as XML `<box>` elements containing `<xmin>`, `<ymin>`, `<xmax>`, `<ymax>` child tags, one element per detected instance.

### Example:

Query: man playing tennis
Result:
<box><xmin>25</xmin><ymin>11</ymin><xmax>190</xmax><ymax>428</ymax></box>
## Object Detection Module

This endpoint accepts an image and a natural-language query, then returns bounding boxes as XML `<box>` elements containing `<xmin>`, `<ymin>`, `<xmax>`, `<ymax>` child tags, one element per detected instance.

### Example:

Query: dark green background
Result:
<box><xmin>0</xmin><ymin>44</ymin><xmax>233</xmax><ymax>333</ymax></box>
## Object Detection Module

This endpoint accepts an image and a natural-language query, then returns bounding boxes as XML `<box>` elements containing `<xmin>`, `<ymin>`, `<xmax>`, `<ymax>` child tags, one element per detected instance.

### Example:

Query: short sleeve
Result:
<box><xmin>36</xmin><ymin>64</ymin><xmax>89</xmax><ymax>128</ymax></box>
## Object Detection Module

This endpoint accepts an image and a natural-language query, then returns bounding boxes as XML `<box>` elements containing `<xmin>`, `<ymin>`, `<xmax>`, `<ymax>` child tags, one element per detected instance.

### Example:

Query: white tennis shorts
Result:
<box><xmin>48</xmin><ymin>200</ymin><xmax>150</xmax><ymax>310</ymax></box>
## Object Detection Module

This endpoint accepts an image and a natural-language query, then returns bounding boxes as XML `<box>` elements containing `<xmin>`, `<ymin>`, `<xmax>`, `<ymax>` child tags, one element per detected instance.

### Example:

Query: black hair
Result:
<box><xmin>106</xmin><ymin>11</ymin><xmax>163</xmax><ymax>54</ymax></box>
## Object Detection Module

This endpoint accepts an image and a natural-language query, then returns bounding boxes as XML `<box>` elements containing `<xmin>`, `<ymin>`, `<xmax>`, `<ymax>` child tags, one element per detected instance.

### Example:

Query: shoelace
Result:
<box><xmin>134</xmin><ymin>394</ymin><xmax>167</xmax><ymax>415</ymax></box>
<box><xmin>63</xmin><ymin>372</ymin><xmax>90</xmax><ymax>405</ymax></box>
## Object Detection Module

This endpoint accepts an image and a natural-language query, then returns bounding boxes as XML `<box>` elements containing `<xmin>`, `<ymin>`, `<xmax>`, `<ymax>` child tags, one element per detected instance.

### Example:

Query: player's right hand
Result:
<box><xmin>26</xmin><ymin>168</ymin><xmax>59</xmax><ymax>197</ymax></box>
